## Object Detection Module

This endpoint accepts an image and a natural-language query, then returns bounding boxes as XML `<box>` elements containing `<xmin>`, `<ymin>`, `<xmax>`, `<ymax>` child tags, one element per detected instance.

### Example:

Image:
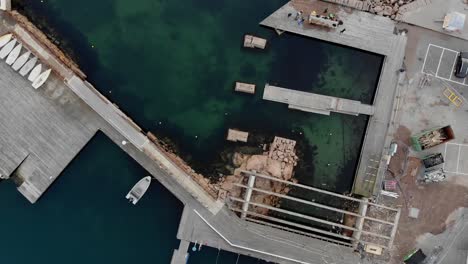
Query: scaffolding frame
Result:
<box><xmin>227</xmin><ymin>170</ymin><xmax>401</xmax><ymax>250</ymax></box>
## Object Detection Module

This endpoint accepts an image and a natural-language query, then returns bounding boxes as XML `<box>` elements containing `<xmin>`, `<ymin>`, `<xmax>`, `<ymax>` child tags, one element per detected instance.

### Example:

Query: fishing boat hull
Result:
<box><xmin>19</xmin><ymin>57</ymin><xmax>37</xmax><ymax>76</ymax></box>
<box><xmin>6</xmin><ymin>44</ymin><xmax>22</xmax><ymax>65</ymax></box>
<box><xmin>28</xmin><ymin>64</ymin><xmax>42</xmax><ymax>82</ymax></box>
<box><xmin>0</xmin><ymin>33</ymin><xmax>13</xmax><ymax>48</ymax></box>
<box><xmin>32</xmin><ymin>69</ymin><xmax>51</xmax><ymax>89</ymax></box>
<box><xmin>12</xmin><ymin>51</ymin><xmax>30</xmax><ymax>71</ymax></box>
<box><xmin>0</xmin><ymin>39</ymin><xmax>16</xmax><ymax>59</ymax></box>
<box><xmin>125</xmin><ymin>176</ymin><xmax>152</xmax><ymax>205</ymax></box>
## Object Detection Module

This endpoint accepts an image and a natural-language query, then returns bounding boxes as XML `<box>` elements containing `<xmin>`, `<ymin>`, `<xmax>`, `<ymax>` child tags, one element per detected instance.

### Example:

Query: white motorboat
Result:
<box><xmin>28</xmin><ymin>64</ymin><xmax>42</xmax><ymax>82</ymax></box>
<box><xmin>126</xmin><ymin>176</ymin><xmax>152</xmax><ymax>205</ymax></box>
<box><xmin>32</xmin><ymin>69</ymin><xmax>51</xmax><ymax>89</ymax></box>
<box><xmin>6</xmin><ymin>43</ymin><xmax>22</xmax><ymax>65</ymax></box>
<box><xmin>0</xmin><ymin>33</ymin><xmax>13</xmax><ymax>48</ymax></box>
<box><xmin>0</xmin><ymin>39</ymin><xmax>16</xmax><ymax>59</ymax></box>
<box><xmin>19</xmin><ymin>57</ymin><xmax>37</xmax><ymax>76</ymax></box>
<box><xmin>12</xmin><ymin>51</ymin><xmax>30</xmax><ymax>71</ymax></box>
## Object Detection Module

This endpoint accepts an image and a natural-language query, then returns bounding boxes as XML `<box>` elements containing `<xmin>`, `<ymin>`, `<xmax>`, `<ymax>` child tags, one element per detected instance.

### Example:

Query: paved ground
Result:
<box><xmin>400</xmin><ymin>0</ymin><xmax>468</xmax><ymax>41</ymax></box>
<box><xmin>422</xmin><ymin>44</ymin><xmax>468</xmax><ymax>91</ymax></box>
<box><xmin>381</xmin><ymin>20</ymin><xmax>468</xmax><ymax>263</ymax></box>
<box><xmin>443</xmin><ymin>143</ymin><xmax>468</xmax><ymax>176</ymax></box>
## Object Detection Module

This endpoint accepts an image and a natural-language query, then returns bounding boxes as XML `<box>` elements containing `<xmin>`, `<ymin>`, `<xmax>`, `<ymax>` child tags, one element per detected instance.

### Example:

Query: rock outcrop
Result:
<box><xmin>217</xmin><ymin>137</ymin><xmax>300</xmax><ymax>215</ymax></box>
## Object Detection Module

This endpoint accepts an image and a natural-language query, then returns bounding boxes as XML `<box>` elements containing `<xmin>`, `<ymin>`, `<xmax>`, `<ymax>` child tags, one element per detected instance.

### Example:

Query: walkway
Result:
<box><xmin>263</xmin><ymin>84</ymin><xmax>375</xmax><ymax>116</ymax></box>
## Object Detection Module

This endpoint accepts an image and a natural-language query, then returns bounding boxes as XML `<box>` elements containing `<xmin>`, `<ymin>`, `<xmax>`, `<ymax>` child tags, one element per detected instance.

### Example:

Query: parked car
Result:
<box><xmin>454</xmin><ymin>52</ymin><xmax>468</xmax><ymax>78</ymax></box>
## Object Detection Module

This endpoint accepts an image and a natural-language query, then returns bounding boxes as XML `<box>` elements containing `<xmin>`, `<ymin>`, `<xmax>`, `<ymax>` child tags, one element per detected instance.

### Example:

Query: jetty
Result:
<box><xmin>263</xmin><ymin>84</ymin><xmax>375</xmax><ymax>116</ymax></box>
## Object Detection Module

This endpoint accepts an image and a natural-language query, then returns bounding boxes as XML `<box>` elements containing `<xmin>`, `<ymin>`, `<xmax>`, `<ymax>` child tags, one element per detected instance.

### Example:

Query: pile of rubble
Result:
<box><xmin>320</xmin><ymin>0</ymin><xmax>425</xmax><ymax>20</ymax></box>
<box><xmin>367</xmin><ymin>0</ymin><xmax>416</xmax><ymax>18</ymax></box>
<box><xmin>268</xmin><ymin>137</ymin><xmax>299</xmax><ymax>168</ymax></box>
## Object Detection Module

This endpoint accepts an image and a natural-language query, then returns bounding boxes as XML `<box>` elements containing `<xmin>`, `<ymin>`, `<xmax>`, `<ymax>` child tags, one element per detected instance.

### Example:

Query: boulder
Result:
<box><xmin>245</xmin><ymin>155</ymin><xmax>268</xmax><ymax>171</ymax></box>
<box><xmin>383</xmin><ymin>6</ymin><xmax>393</xmax><ymax>16</ymax></box>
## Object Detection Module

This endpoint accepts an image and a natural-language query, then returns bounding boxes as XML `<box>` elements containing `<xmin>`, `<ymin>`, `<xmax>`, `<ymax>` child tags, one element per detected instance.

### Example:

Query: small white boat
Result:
<box><xmin>12</xmin><ymin>51</ymin><xmax>30</xmax><ymax>71</ymax></box>
<box><xmin>6</xmin><ymin>43</ymin><xmax>22</xmax><ymax>65</ymax></box>
<box><xmin>0</xmin><ymin>33</ymin><xmax>13</xmax><ymax>48</ymax></box>
<box><xmin>19</xmin><ymin>57</ymin><xmax>37</xmax><ymax>76</ymax></box>
<box><xmin>28</xmin><ymin>63</ymin><xmax>42</xmax><ymax>82</ymax></box>
<box><xmin>126</xmin><ymin>176</ymin><xmax>152</xmax><ymax>205</ymax></box>
<box><xmin>0</xmin><ymin>39</ymin><xmax>17</xmax><ymax>59</ymax></box>
<box><xmin>32</xmin><ymin>69</ymin><xmax>51</xmax><ymax>89</ymax></box>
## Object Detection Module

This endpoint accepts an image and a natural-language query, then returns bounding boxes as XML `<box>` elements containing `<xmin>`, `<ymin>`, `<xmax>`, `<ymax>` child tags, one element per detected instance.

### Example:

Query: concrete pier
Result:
<box><xmin>261</xmin><ymin>0</ymin><xmax>407</xmax><ymax>197</ymax></box>
<box><xmin>263</xmin><ymin>84</ymin><xmax>375</xmax><ymax>116</ymax></box>
<box><xmin>170</xmin><ymin>240</ymin><xmax>190</xmax><ymax>264</ymax></box>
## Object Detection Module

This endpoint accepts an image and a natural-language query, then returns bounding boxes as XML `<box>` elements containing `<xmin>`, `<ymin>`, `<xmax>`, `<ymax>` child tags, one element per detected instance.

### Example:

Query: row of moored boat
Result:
<box><xmin>0</xmin><ymin>33</ymin><xmax>51</xmax><ymax>89</ymax></box>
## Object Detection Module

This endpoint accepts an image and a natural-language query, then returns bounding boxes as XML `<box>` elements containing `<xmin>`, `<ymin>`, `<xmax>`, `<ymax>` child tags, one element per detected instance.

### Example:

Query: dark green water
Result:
<box><xmin>16</xmin><ymin>0</ymin><xmax>383</xmax><ymax>192</ymax></box>
<box><xmin>2</xmin><ymin>0</ymin><xmax>383</xmax><ymax>262</ymax></box>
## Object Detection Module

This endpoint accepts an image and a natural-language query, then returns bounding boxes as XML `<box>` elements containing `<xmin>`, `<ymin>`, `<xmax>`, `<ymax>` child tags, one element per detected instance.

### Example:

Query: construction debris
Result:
<box><xmin>268</xmin><ymin>136</ymin><xmax>299</xmax><ymax>167</ymax></box>
<box><xmin>422</xmin><ymin>153</ymin><xmax>444</xmax><ymax>169</ymax></box>
<box><xmin>422</xmin><ymin>168</ymin><xmax>446</xmax><ymax>183</ymax></box>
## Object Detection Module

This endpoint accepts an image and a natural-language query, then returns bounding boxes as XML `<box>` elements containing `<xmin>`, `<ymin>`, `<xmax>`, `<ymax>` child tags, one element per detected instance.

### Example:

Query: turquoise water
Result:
<box><xmin>4</xmin><ymin>0</ymin><xmax>383</xmax><ymax>262</ymax></box>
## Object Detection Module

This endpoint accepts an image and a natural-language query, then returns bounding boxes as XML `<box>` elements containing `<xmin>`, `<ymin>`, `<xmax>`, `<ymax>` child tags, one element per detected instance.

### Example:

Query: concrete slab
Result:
<box><xmin>444</xmin><ymin>143</ymin><xmax>461</xmax><ymax>173</ymax></box>
<box><xmin>399</xmin><ymin>0</ymin><xmax>468</xmax><ymax>41</ymax></box>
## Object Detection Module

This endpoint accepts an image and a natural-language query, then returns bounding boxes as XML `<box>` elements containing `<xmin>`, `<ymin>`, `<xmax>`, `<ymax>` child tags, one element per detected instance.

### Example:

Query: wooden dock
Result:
<box><xmin>227</xmin><ymin>129</ymin><xmax>249</xmax><ymax>142</ymax></box>
<box><xmin>263</xmin><ymin>84</ymin><xmax>375</xmax><ymax>116</ymax></box>
<box><xmin>0</xmin><ymin>52</ymin><xmax>99</xmax><ymax>203</ymax></box>
<box><xmin>234</xmin><ymin>82</ymin><xmax>255</xmax><ymax>94</ymax></box>
<box><xmin>261</xmin><ymin>0</ymin><xmax>408</xmax><ymax>197</ymax></box>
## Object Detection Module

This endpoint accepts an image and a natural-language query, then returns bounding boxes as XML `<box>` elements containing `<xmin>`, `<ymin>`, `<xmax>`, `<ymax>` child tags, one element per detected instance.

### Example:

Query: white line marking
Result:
<box><xmin>430</xmin><ymin>43</ymin><xmax>458</xmax><ymax>53</ymax></box>
<box><xmin>445</xmin><ymin>171</ymin><xmax>468</xmax><ymax>176</ymax></box>
<box><xmin>435</xmin><ymin>49</ymin><xmax>445</xmax><ymax>77</ymax></box>
<box><xmin>193</xmin><ymin>209</ymin><xmax>313</xmax><ymax>264</ymax></box>
<box><xmin>447</xmin><ymin>142</ymin><xmax>468</xmax><ymax>147</ymax></box>
<box><xmin>456</xmin><ymin>145</ymin><xmax>461</xmax><ymax>173</ymax></box>
<box><xmin>435</xmin><ymin>74</ymin><xmax>468</xmax><ymax>88</ymax></box>
<box><xmin>449</xmin><ymin>53</ymin><xmax>458</xmax><ymax>81</ymax></box>
<box><xmin>436</xmin><ymin>49</ymin><xmax>457</xmax><ymax>80</ymax></box>
<box><xmin>421</xmin><ymin>44</ymin><xmax>434</xmax><ymax>74</ymax></box>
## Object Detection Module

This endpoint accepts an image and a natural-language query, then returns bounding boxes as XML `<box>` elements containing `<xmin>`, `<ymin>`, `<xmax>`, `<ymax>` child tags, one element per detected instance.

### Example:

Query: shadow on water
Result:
<box><xmin>188</xmin><ymin>244</ymin><xmax>271</xmax><ymax>264</ymax></box>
